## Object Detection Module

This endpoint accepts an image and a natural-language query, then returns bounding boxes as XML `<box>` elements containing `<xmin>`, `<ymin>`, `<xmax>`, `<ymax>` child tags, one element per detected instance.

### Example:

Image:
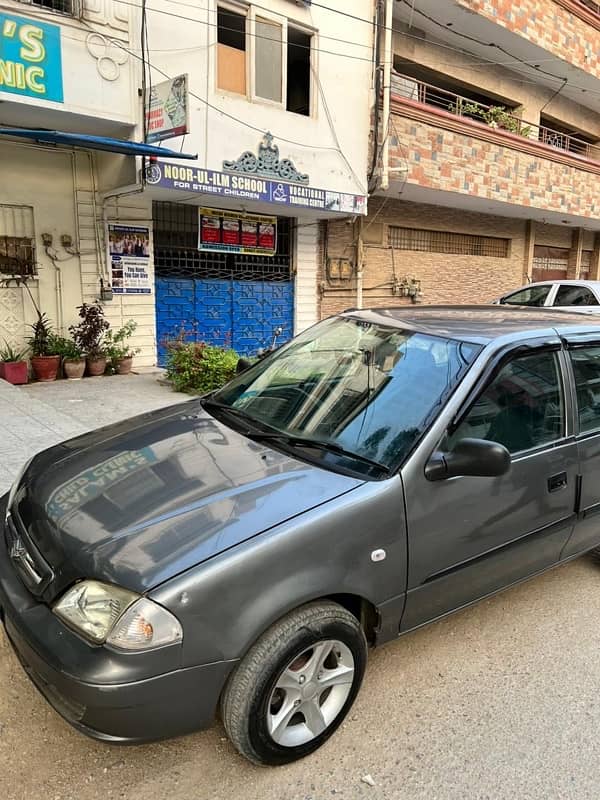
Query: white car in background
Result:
<box><xmin>493</xmin><ymin>280</ymin><xmax>600</xmax><ymax>311</ymax></box>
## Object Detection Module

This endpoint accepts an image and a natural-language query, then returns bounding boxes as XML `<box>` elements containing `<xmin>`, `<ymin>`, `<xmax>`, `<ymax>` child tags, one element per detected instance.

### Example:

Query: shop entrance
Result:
<box><xmin>153</xmin><ymin>202</ymin><xmax>294</xmax><ymax>364</ymax></box>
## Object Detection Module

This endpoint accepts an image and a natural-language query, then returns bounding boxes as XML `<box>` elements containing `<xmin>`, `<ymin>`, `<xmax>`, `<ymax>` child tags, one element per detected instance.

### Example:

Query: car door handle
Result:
<box><xmin>548</xmin><ymin>472</ymin><xmax>568</xmax><ymax>493</ymax></box>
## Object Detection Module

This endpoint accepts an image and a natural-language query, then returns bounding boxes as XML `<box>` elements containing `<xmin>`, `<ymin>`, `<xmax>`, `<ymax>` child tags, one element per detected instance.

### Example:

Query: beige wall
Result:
<box><xmin>319</xmin><ymin>198</ymin><xmax>527</xmax><ymax>318</ymax></box>
<box><xmin>0</xmin><ymin>141</ymin><xmax>157</xmax><ymax>367</ymax></box>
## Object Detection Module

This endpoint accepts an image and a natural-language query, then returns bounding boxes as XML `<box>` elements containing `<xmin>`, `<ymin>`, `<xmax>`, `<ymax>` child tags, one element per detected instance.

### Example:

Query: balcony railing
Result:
<box><xmin>576</xmin><ymin>0</ymin><xmax>600</xmax><ymax>16</ymax></box>
<box><xmin>391</xmin><ymin>73</ymin><xmax>600</xmax><ymax>161</ymax></box>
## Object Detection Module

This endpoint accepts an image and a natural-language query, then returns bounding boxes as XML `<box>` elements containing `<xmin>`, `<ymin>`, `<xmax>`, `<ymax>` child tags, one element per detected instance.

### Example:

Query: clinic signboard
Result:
<box><xmin>0</xmin><ymin>12</ymin><xmax>63</xmax><ymax>103</ymax></box>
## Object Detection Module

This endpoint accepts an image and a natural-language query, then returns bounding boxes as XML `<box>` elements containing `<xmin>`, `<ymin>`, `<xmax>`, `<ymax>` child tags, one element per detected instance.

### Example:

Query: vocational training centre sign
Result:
<box><xmin>145</xmin><ymin>162</ymin><xmax>368</xmax><ymax>216</ymax></box>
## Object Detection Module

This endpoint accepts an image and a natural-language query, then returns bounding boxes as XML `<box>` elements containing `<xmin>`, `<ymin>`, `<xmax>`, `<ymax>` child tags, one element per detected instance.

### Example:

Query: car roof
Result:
<box><xmin>342</xmin><ymin>305</ymin><xmax>600</xmax><ymax>344</ymax></box>
<box><xmin>516</xmin><ymin>280</ymin><xmax>600</xmax><ymax>287</ymax></box>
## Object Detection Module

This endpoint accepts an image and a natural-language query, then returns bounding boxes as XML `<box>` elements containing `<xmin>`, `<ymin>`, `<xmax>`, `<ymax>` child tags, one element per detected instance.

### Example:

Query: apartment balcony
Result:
<box><xmin>393</xmin><ymin>1</ymin><xmax>600</xmax><ymax>101</ymax></box>
<box><xmin>386</xmin><ymin>74</ymin><xmax>600</xmax><ymax>224</ymax></box>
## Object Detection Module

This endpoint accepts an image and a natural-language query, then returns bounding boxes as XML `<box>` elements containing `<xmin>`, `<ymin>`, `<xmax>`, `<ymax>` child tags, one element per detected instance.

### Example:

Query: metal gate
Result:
<box><xmin>153</xmin><ymin>202</ymin><xmax>294</xmax><ymax>364</ymax></box>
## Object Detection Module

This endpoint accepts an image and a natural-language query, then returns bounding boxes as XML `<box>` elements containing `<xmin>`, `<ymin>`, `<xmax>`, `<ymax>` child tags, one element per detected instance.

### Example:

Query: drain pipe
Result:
<box><xmin>380</xmin><ymin>0</ymin><xmax>394</xmax><ymax>191</ymax></box>
<box><xmin>356</xmin><ymin>217</ymin><xmax>364</xmax><ymax>308</ymax></box>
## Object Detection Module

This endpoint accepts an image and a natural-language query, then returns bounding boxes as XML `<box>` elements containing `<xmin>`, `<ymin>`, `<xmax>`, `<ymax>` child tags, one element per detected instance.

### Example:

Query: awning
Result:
<box><xmin>0</xmin><ymin>128</ymin><xmax>197</xmax><ymax>159</ymax></box>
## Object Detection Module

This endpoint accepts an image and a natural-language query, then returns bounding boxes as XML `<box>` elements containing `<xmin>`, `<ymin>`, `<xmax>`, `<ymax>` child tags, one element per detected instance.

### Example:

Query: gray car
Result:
<box><xmin>3</xmin><ymin>306</ymin><xmax>600</xmax><ymax>765</ymax></box>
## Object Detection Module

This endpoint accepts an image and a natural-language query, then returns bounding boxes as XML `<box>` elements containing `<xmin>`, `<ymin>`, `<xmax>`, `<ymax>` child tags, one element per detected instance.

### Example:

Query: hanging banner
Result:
<box><xmin>108</xmin><ymin>224</ymin><xmax>152</xmax><ymax>294</ymax></box>
<box><xmin>198</xmin><ymin>208</ymin><xmax>277</xmax><ymax>256</ymax></box>
<box><xmin>145</xmin><ymin>74</ymin><xmax>189</xmax><ymax>143</ymax></box>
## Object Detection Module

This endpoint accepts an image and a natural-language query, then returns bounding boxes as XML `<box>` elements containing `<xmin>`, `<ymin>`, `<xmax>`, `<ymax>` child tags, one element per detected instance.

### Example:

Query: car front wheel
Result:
<box><xmin>220</xmin><ymin>600</ymin><xmax>368</xmax><ymax>766</ymax></box>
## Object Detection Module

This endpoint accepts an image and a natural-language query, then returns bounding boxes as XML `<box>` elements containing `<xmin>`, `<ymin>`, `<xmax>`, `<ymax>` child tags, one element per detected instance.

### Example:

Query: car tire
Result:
<box><xmin>220</xmin><ymin>600</ymin><xmax>368</xmax><ymax>766</ymax></box>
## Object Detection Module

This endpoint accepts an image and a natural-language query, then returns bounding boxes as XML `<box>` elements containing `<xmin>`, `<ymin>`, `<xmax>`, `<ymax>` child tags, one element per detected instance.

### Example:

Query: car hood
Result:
<box><xmin>10</xmin><ymin>400</ymin><xmax>363</xmax><ymax>598</ymax></box>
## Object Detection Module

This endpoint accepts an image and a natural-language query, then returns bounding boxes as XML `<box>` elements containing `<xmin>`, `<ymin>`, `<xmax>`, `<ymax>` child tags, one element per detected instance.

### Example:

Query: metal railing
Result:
<box><xmin>391</xmin><ymin>73</ymin><xmax>600</xmax><ymax>161</ymax></box>
<box><xmin>575</xmin><ymin>0</ymin><xmax>600</xmax><ymax>16</ymax></box>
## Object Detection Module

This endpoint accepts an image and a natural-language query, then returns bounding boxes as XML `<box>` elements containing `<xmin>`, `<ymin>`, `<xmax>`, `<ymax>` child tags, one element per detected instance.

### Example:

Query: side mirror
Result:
<box><xmin>425</xmin><ymin>437</ymin><xmax>511</xmax><ymax>482</ymax></box>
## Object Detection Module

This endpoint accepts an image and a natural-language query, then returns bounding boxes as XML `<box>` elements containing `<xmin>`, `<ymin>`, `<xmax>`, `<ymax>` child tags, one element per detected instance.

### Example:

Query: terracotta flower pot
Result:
<box><xmin>86</xmin><ymin>356</ymin><xmax>107</xmax><ymax>377</ymax></box>
<box><xmin>116</xmin><ymin>356</ymin><xmax>133</xmax><ymax>375</ymax></box>
<box><xmin>31</xmin><ymin>355</ymin><xmax>60</xmax><ymax>382</ymax></box>
<box><xmin>63</xmin><ymin>358</ymin><xmax>86</xmax><ymax>380</ymax></box>
<box><xmin>3</xmin><ymin>361</ymin><xmax>28</xmax><ymax>385</ymax></box>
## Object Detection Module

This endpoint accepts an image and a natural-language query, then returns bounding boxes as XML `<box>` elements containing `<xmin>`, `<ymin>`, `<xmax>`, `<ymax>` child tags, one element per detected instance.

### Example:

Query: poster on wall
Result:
<box><xmin>145</xmin><ymin>74</ymin><xmax>189</xmax><ymax>143</ymax></box>
<box><xmin>108</xmin><ymin>224</ymin><xmax>152</xmax><ymax>295</ymax></box>
<box><xmin>198</xmin><ymin>208</ymin><xmax>277</xmax><ymax>256</ymax></box>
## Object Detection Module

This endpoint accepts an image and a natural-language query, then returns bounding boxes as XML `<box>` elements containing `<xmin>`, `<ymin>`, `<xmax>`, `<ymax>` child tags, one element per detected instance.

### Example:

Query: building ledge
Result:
<box><xmin>390</xmin><ymin>94</ymin><xmax>600</xmax><ymax>178</ymax></box>
<box><xmin>555</xmin><ymin>0</ymin><xmax>600</xmax><ymax>32</ymax></box>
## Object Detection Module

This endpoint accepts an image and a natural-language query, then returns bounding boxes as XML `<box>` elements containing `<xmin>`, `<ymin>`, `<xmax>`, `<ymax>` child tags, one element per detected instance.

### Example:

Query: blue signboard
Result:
<box><xmin>0</xmin><ymin>12</ymin><xmax>63</xmax><ymax>103</ymax></box>
<box><xmin>145</xmin><ymin>162</ymin><xmax>368</xmax><ymax>215</ymax></box>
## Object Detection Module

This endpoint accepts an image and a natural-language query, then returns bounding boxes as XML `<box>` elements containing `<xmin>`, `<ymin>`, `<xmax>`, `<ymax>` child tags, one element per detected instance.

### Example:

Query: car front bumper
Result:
<box><xmin>0</xmin><ymin>494</ymin><xmax>237</xmax><ymax>744</ymax></box>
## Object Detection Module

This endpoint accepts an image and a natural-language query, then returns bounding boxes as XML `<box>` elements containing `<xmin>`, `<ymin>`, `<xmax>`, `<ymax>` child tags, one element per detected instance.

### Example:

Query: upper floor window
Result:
<box><xmin>217</xmin><ymin>4</ymin><xmax>313</xmax><ymax>116</ymax></box>
<box><xmin>18</xmin><ymin>0</ymin><xmax>78</xmax><ymax>15</ymax></box>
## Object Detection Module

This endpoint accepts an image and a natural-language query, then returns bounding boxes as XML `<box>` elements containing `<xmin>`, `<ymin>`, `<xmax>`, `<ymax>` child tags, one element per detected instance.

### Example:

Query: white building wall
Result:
<box><xmin>145</xmin><ymin>0</ymin><xmax>372</xmax><ymax>197</ymax></box>
<box><xmin>294</xmin><ymin>217</ymin><xmax>319</xmax><ymax>334</ymax></box>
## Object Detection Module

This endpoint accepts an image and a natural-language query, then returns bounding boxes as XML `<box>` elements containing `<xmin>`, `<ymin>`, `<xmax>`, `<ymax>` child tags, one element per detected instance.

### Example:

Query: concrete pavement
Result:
<box><xmin>2</xmin><ymin>376</ymin><xmax>600</xmax><ymax>799</ymax></box>
<box><xmin>0</xmin><ymin>372</ymin><xmax>189</xmax><ymax>495</ymax></box>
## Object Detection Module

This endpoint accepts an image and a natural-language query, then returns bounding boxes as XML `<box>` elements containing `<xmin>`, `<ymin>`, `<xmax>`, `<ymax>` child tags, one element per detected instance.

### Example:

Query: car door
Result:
<box><xmin>400</xmin><ymin>340</ymin><xmax>579</xmax><ymax>632</ymax></box>
<box><xmin>561</xmin><ymin>337</ymin><xmax>600</xmax><ymax>557</ymax></box>
<box><xmin>552</xmin><ymin>284</ymin><xmax>600</xmax><ymax>311</ymax></box>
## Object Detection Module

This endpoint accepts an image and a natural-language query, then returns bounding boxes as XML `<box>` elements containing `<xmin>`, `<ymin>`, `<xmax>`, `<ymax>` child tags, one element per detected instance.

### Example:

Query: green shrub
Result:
<box><xmin>48</xmin><ymin>334</ymin><xmax>83</xmax><ymax>360</ymax></box>
<box><xmin>165</xmin><ymin>339</ymin><xmax>239</xmax><ymax>394</ymax></box>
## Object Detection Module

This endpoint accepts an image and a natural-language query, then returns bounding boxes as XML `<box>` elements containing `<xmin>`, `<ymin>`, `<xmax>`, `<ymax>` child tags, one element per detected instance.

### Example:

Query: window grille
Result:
<box><xmin>0</xmin><ymin>205</ymin><xmax>36</xmax><ymax>278</ymax></box>
<box><xmin>18</xmin><ymin>0</ymin><xmax>78</xmax><ymax>15</ymax></box>
<box><xmin>532</xmin><ymin>245</ymin><xmax>569</xmax><ymax>273</ymax></box>
<box><xmin>388</xmin><ymin>226</ymin><xmax>509</xmax><ymax>258</ymax></box>
<box><xmin>153</xmin><ymin>202</ymin><xmax>292</xmax><ymax>282</ymax></box>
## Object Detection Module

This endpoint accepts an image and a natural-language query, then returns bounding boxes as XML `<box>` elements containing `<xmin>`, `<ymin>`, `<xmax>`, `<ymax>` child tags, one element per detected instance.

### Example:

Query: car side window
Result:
<box><xmin>450</xmin><ymin>351</ymin><xmax>564</xmax><ymax>454</ymax></box>
<box><xmin>554</xmin><ymin>285</ymin><xmax>599</xmax><ymax>307</ymax></box>
<box><xmin>501</xmin><ymin>285</ymin><xmax>551</xmax><ymax>307</ymax></box>
<box><xmin>570</xmin><ymin>346</ymin><xmax>600</xmax><ymax>433</ymax></box>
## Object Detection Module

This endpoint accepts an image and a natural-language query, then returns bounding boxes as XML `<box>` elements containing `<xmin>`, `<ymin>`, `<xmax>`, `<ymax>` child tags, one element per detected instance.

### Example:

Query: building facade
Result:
<box><xmin>322</xmin><ymin>0</ymin><xmax>600</xmax><ymax>316</ymax></box>
<box><xmin>0</xmin><ymin>0</ymin><xmax>157</xmax><ymax>361</ymax></box>
<box><xmin>142</xmin><ymin>0</ymin><xmax>372</xmax><ymax>362</ymax></box>
<box><xmin>0</xmin><ymin>0</ymin><xmax>374</xmax><ymax>367</ymax></box>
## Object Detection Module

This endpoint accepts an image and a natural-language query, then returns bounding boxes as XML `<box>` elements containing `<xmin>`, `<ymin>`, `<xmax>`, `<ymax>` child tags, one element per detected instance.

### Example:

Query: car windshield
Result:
<box><xmin>210</xmin><ymin>316</ymin><xmax>481</xmax><ymax>474</ymax></box>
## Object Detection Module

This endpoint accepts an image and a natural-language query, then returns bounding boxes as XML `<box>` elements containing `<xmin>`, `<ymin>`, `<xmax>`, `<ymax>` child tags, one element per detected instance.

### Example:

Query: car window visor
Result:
<box><xmin>449</xmin><ymin>338</ymin><xmax>561</xmax><ymax>434</ymax></box>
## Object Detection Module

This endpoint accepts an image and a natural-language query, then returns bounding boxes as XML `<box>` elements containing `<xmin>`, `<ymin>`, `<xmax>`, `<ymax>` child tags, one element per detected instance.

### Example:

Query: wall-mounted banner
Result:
<box><xmin>145</xmin><ymin>162</ymin><xmax>367</xmax><ymax>216</ymax></box>
<box><xmin>0</xmin><ymin>12</ymin><xmax>63</xmax><ymax>102</ymax></box>
<box><xmin>108</xmin><ymin>224</ymin><xmax>152</xmax><ymax>294</ymax></box>
<box><xmin>145</xmin><ymin>74</ymin><xmax>189</xmax><ymax>143</ymax></box>
<box><xmin>199</xmin><ymin>208</ymin><xmax>277</xmax><ymax>256</ymax></box>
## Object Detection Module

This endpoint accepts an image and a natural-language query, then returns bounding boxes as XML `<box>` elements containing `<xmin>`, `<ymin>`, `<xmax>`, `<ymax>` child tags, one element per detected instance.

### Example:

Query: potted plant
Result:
<box><xmin>0</xmin><ymin>341</ymin><xmax>28</xmax><ymax>385</ymax></box>
<box><xmin>69</xmin><ymin>302</ymin><xmax>110</xmax><ymax>377</ymax></box>
<box><xmin>50</xmin><ymin>334</ymin><xmax>86</xmax><ymax>380</ymax></box>
<box><xmin>28</xmin><ymin>313</ymin><xmax>61</xmax><ymax>382</ymax></box>
<box><xmin>105</xmin><ymin>320</ymin><xmax>140</xmax><ymax>375</ymax></box>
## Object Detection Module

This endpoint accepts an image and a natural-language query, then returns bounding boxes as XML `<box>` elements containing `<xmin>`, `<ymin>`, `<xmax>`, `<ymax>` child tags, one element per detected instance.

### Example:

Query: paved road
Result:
<box><xmin>2</xmin><ymin>377</ymin><xmax>600</xmax><ymax>799</ymax></box>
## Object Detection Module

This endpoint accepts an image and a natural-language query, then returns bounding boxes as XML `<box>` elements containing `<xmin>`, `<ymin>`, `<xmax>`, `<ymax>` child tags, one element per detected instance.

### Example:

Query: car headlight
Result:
<box><xmin>53</xmin><ymin>580</ymin><xmax>183</xmax><ymax>651</ymax></box>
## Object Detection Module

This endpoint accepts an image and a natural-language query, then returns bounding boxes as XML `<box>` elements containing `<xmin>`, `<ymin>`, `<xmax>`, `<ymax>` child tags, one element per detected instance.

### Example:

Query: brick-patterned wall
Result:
<box><xmin>389</xmin><ymin>108</ymin><xmax>600</xmax><ymax>219</ymax></box>
<box><xmin>457</xmin><ymin>0</ymin><xmax>600</xmax><ymax>78</ymax></box>
<box><xmin>319</xmin><ymin>198</ymin><xmax>527</xmax><ymax>318</ymax></box>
